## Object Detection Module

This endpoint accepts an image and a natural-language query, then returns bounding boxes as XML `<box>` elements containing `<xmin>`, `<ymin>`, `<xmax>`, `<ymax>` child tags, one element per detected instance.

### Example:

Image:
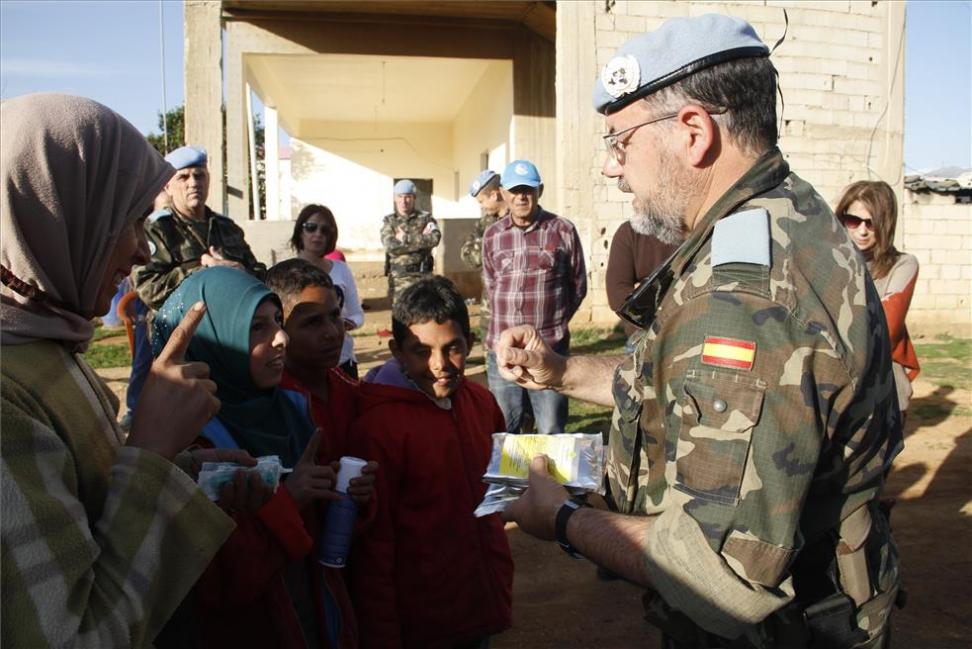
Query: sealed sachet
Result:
<box><xmin>197</xmin><ymin>454</ymin><xmax>291</xmax><ymax>501</ymax></box>
<box><xmin>475</xmin><ymin>433</ymin><xmax>605</xmax><ymax>517</ymax></box>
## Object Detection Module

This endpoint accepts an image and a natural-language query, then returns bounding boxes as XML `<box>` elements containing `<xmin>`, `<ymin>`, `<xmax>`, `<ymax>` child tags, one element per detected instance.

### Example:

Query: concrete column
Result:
<box><xmin>184</xmin><ymin>0</ymin><xmax>224</xmax><ymax>212</ymax></box>
<box><xmin>225</xmin><ymin>21</ymin><xmax>249</xmax><ymax>222</ymax></box>
<box><xmin>264</xmin><ymin>105</ymin><xmax>280</xmax><ymax>220</ymax></box>
<box><xmin>511</xmin><ymin>27</ymin><xmax>557</xmax><ymax>213</ymax></box>
<box><xmin>555</xmin><ymin>2</ymin><xmax>599</xmax><ymax>324</ymax></box>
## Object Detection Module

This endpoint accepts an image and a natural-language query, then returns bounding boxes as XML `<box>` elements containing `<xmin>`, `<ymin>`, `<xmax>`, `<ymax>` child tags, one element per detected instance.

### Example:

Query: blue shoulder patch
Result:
<box><xmin>711</xmin><ymin>208</ymin><xmax>770</xmax><ymax>267</ymax></box>
<box><xmin>148</xmin><ymin>208</ymin><xmax>172</xmax><ymax>223</ymax></box>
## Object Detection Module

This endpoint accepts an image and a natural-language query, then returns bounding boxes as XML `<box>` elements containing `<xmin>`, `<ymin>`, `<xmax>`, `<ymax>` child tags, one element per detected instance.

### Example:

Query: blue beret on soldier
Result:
<box><xmin>469</xmin><ymin>170</ymin><xmax>499</xmax><ymax>197</ymax></box>
<box><xmin>164</xmin><ymin>145</ymin><xmax>208</xmax><ymax>170</ymax></box>
<box><xmin>592</xmin><ymin>13</ymin><xmax>769</xmax><ymax>115</ymax></box>
<box><xmin>393</xmin><ymin>179</ymin><xmax>417</xmax><ymax>195</ymax></box>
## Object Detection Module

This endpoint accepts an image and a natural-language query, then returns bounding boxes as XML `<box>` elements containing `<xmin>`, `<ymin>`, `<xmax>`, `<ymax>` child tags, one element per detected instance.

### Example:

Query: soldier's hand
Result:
<box><xmin>496</xmin><ymin>325</ymin><xmax>567</xmax><ymax>391</ymax></box>
<box><xmin>127</xmin><ymin>301</ymin><xmax>220</xmax><ymax>460</ymax></box>
<box><xmin>502</xmin><ymin>455</ymin><xmax>567</xmax><ymax>541</ymax></box>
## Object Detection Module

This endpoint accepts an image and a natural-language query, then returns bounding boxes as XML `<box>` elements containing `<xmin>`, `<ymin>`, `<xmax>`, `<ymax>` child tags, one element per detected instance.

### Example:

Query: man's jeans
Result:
<box><xmin>486</xmin><ymin>345</ymin><xmax>568</xmax><ymax>435</ymax></box>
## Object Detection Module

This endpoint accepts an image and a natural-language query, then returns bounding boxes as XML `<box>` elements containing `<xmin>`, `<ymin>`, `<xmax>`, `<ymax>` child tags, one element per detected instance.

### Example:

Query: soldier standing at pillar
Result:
<box><xmin>380</xmin><ymin>179</ymin><xmax>441</xmax><ymax>304</ymax></box>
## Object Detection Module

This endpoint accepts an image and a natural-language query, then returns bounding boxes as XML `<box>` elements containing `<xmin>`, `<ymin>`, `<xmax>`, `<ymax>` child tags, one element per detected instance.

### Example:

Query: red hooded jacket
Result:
<box><xmin>348</xmin><ymin>369</ymin><xmax>513</xmax><ymax>649</ymax></box>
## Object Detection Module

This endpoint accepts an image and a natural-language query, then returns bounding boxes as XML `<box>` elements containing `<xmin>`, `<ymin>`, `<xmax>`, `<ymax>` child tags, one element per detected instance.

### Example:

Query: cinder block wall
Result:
<box><xmin>557</xmin><ymin>1</ymin><xmax>906</xmax><ymax>327</ymax></box>
<box><xmin>900</xmin><ymin>192</ymin><xmax>972</xmax><ymax>337</ymax></box>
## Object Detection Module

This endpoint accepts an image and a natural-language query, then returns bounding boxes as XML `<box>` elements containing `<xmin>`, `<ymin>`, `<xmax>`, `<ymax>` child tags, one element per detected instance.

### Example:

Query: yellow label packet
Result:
<box><xmin>498</xmin><ymin>435</ymin><xmax>579</xmax><ymax>484</ymax></box>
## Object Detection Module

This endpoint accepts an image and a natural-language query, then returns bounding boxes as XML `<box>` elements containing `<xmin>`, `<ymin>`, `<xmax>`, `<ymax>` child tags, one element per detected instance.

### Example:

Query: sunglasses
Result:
<box><xmin>617</xmin><ymin>247</ymin><xmax>682</xmax><ymax>330</ymax></box>
<box><xmin>301</xmin><ymin>222</ymin><xmax>330</xmax><ymax>234</ymax></box>
<box><xmin>838</xmin><ymin>213</ymin><xmax>874</xmax><ymax>231</ymax></box>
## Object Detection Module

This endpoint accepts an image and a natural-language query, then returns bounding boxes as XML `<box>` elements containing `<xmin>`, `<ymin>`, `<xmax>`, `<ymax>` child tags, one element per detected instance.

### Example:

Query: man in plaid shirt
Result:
<box><xmin>483</xmin><ymin>159</ymin><xmax>587</xmax><ymax>434</ymax></box>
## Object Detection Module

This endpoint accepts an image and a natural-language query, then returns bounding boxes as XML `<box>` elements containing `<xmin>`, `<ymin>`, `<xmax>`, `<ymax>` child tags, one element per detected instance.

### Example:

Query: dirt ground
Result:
<box><xmin>97</xmin><ymin>296</ymin><xmax>971</xmax><ymax>648</ymax></box>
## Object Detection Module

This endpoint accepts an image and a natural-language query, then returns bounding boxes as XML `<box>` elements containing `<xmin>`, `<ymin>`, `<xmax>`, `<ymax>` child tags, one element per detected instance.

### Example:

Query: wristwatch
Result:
<box><xmin>555</xmin><ymin>497</ymin><xmax>589</xmax><ymax>559</ymax></box>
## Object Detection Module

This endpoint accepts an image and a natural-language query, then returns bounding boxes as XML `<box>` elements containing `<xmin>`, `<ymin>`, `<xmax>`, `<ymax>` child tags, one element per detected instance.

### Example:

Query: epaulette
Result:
<box><xmin>711</xmin><ymin>207</ymin><xmax>770</xmax><ymax>267</ymax></box>
<box><xmin>148</xmin><ymin>208</ymin><xmax>172</xmax><ymax>223</ymax></box>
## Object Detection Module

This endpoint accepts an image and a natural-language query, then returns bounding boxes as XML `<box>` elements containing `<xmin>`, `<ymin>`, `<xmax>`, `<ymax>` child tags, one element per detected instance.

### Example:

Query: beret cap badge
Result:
<box><xmin>601</xmin><ymin>55</ymin><xmax>640</xmax><ymax>99</ymax></box>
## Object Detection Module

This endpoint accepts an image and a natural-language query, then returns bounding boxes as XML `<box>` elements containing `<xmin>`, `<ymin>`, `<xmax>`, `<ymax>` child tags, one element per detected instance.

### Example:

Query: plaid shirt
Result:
<box><xmin>482</xmin><ymin>208</ymin><xmax>587</xmax><ymax>349</ymax></box>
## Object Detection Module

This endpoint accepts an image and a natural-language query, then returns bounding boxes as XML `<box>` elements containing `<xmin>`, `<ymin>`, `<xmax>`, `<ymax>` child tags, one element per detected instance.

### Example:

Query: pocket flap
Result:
<box><xmin>682</xmin><ymin>372</ymin><xmax>765</xmax><ymax>433</ymax></box>
<box><xmin>722</xmin><ymin>529</ymin><xmax>796</xmax><ymax>588</ymax></box>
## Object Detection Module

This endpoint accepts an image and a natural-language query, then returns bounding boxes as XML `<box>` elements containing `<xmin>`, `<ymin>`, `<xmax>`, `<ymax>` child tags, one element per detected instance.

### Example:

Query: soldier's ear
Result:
<box><xmin>537</xmin><ymin>184</ymin><xmax>544</xmax><ymax>199</ymax></box>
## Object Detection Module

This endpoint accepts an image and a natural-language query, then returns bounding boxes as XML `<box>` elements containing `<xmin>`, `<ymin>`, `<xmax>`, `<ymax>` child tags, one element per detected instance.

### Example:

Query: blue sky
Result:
<box><xmin>1</xmin><ymin>0</ymin><xmax>969</xmax><ymax>172</ymax></box>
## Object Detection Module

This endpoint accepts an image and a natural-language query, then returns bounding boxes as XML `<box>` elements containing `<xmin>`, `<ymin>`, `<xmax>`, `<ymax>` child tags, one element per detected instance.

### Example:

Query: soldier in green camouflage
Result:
<box><xmin>381</xmin><ymin>179</ymin><xmax>441</xmax><ymax>304</ymax></box>
<box><xmin>495</xmin><ymin>15</ymin><xmax>901</xmax><ymax>649</ymax></box>
<box><xmin>461</xmin><ymin>169</ymin><xmax>508</xmax><ymax>339</ymax></box>
<box><xmin>133</xmin><ymin>146</ymin><xmax>266</xmax><ymax>311</ymax></box>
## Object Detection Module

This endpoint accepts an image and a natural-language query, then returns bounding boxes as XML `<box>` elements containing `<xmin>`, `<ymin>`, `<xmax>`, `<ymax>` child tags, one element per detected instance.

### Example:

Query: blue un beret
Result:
<box><xmin>393</xmin><ymin>179</ymin><xmax>417</xmax><ymax>195</ymax></box>
<box><xmin>593</xmin><ymin>13</ymin><xmax>769</xmax><ymax>115</ymax></box>
<box><xmin>164</xmin><ymin>145</ymin><xmax>208</xmax><ymax>170</ymax></box>
<box><xmin>469</xmin><ymin>169</ymin><xmax>499</xmax><ymax>197</ymax></box>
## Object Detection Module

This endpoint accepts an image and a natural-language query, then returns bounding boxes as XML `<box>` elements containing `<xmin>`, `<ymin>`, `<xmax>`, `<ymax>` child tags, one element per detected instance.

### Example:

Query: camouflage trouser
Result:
<box><xmin>388</xmin><ymin>271</ymin><xmax>432</xmax><ymax>305</ymax></box>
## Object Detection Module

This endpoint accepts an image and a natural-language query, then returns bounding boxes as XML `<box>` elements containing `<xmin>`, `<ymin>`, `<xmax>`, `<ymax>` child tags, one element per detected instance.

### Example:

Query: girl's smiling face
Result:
<box><xmin>249</xmin><ymin>299</ymin><xmax>289</xmax><ymax>390</ymax></box>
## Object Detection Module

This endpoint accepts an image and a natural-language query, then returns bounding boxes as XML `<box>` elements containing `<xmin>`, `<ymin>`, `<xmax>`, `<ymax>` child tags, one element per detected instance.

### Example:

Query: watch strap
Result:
<box><xmin>555</xmin><ymin>497</ymin><xmax>588</xmax><ymax>558</ymax></box>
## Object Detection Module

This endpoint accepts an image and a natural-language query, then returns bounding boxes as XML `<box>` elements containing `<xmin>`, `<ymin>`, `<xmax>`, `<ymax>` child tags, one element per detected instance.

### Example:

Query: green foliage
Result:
<box><xmin>914</xmin><ymin>337</ymin><xmax>971</xmax><ymax>392</ymax></box>
<box><xmin>91</xmin><ymin>325</ymin><xmax>126</xmax><ymax>342</ymax></box>
<box><xmin>146</xmin><ymin>105</ymin><xmax>185</xmax><ymax>156</ymax></box>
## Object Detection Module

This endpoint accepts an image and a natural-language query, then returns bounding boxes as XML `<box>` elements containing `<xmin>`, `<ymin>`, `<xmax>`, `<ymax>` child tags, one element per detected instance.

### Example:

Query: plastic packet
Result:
<box><xmin>197</xmin><ymin>454</ymin><xmax>291</xmax><ymax>501</ymax></box>
<box><xmin>474</xmin><ymin>481</ymin><xmax>591</xmax><ymax>518</ymax></box>
<box><xmin>482</xmin><ymin>433</ymin><xmax>605</xmax><ymax>492</ymax></box>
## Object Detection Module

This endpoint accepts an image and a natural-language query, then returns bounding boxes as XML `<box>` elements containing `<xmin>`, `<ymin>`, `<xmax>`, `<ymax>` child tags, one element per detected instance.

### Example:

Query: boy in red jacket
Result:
<box><xmin>350</xmin><ymin>276</ymin><xmax>513</xmax><ymax>649</ymax></box>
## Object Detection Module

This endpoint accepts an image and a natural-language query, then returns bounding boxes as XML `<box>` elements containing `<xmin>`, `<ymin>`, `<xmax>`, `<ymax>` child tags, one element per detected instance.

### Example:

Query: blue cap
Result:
<box><xmin>469</xmin><ymin>170</ymin><xmax>499</xmax><ymax>197</ymax></box>
<box><xmin>501</xmin><ymin>160</ymin><xmax>542</xmax><ymax>189</ymax></box>
<box><xmin>164</xmin><ymin>145</ymin><xmax>208</xmax><ymax>170</ymax></box>
<box><xmin>593</xmin><ymin>14</ymin><xmax>769</xmax><ymax>115</ymax></box>
<box><xmin>393</xmin><ymin>179</ymin><xmax>417</xmax><ymax>195</ymax></box>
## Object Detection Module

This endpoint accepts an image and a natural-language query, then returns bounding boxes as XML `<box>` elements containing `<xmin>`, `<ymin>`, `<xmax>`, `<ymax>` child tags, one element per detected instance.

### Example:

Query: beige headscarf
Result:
<box><xmin>1</xmin><ymin>93</ymin><xmax>173</xmax><ymax>349</ymax></box>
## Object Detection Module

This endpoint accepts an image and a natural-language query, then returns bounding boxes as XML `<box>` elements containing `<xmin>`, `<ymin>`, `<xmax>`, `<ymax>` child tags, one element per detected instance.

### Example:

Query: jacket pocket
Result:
<box><xmin>675</xmin><ymin>371</ymin><xmax>765</xmax><ymax>506</ymax></box>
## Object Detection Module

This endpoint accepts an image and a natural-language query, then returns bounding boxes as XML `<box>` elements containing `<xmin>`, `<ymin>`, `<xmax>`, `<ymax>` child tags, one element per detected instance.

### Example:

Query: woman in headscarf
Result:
<box><xmin>153</xmin><ymin>266</ymin><xmax>369</xmax><ymax>649</ymax></box>
<box><xmin>1</xmin><ymin>93</ymin><xmax>238</xmax><ymax>648</ymax></box>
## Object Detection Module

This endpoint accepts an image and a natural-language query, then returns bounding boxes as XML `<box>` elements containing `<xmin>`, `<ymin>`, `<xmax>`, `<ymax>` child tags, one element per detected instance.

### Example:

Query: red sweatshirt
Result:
<box><xmin>348</xmin><ymin>373</ymin><xmax>513</xmax><ymax>649</ymax></box>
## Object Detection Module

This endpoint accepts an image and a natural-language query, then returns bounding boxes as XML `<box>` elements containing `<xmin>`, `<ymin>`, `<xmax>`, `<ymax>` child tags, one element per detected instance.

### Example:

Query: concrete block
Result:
<box><xmin>614</xmin><ymin>14</ymin><xmax>648</xmax><ymax>32</ymax></box>
<box><xmin>940</xmin><ymin>264</ymin><xmax>961</xmax><ymax>281</ymax></box>
<box><xmin>595</xmin><ymin>13</ymin><xmax>615</xmax><ymax>30</ymax></box>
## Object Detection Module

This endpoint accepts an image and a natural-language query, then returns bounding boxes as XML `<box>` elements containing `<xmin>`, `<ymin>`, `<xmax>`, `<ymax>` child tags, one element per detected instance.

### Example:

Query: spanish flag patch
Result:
<box><xmin>701</xmin><ymin>336</ymin><xmax>756</xmax><ymax>371</ymax></box>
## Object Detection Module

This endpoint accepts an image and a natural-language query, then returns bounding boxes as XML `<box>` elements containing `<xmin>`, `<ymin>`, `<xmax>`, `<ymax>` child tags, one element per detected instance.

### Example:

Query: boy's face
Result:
<box><xmin>282</xmin><ymin>285</ymin><xmax>345</xmax><ymax>373</ymax></box>
<box><xmin>391</xmin><ymin>319</ymin><xmax>470</xmax><ymax>400</ymax></box>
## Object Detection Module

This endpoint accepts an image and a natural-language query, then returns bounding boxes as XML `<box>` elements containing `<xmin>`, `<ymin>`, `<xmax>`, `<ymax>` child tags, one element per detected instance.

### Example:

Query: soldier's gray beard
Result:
<box><xmin>625</xmin><ymin>156</ymin><xmax>693</xmax><ymax>245</ymax></box>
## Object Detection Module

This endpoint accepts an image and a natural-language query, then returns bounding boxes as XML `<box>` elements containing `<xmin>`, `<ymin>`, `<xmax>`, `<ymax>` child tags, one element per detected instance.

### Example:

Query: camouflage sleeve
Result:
<box><xmin>639</xmin><ymin>288</ymin><xmax>853</xmax><ymax>638</ymax></box>
<box><xmin>133</xmin><ymin>226</ymin><xmax>200</xmax><ymax>311</ymax></box>
<box><xmin>380</xmin><ymin>215</ymin><xmax>408</xmax><ymax>256</ymax></box>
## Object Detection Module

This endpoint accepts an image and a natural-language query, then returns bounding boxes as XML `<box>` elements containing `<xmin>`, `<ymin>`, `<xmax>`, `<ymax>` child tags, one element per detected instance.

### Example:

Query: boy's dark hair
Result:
<box><xmin>392</xmin><ymin>276</ymin><xmax>470</xmax><ymax>345</ymax></box>
<box><xmin>266</xmin><ymin>258</ymin><xmax>344</xmax><ymax>309</ymax></box>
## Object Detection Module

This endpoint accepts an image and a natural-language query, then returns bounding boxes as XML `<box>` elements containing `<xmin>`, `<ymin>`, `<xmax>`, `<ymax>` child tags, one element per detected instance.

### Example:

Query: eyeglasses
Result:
<box><xmin>603</xmin><ymin>108</ymin><xmax>726</xmax><ymax>165</ymax></box>
<box><xmin>302</xmin><ymin>222</ymin><xmax>329</xmax><ymax>234</ymax></box>
<box><xmin>838</xmin><ymin>213</ymin><xmax>874</xmax><ymax>231</ymax></box>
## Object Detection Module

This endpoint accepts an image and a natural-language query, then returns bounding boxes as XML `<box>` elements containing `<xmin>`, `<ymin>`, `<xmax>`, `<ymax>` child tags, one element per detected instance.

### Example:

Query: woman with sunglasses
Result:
<box><xmin>290</xmin><ymin>204</ymin><xmax>363</xmax><ymax>379</ymax></box>
<box><xmin>836</xmin><ymin>180</ymin><xmax>920</xmax><ymax>413</ymax></box>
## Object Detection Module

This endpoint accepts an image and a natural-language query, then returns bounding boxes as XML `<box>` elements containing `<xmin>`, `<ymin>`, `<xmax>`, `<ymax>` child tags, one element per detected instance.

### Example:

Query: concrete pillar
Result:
<box><xmin>184</xmin><ymin>0</ymin><xmax>224</xmax><ymax>212</ymax></box>
<box><xmin>225</xmin><ymin>21</ymin><xmax>249</xmax><ymax>222</ymax></box>
<box><xmin>264</xmin><ymin>105</ymin><xmax>280</xmax><ymax>220</ymax></box>
<box><xmin>511</xmin><ymin>27</ymin><xmax>557</xmax><ymax>213</ymax></box>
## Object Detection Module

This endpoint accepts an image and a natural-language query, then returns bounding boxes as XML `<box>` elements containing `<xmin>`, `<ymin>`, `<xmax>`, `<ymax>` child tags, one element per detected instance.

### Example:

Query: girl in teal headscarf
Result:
<box><xmin>153</xmin><ymin>265</ymin><xmax>314</xmax><ymax>464</ymax></box>
<box><xmin>154</xmin><ymin>266</ymin><xmax>342</xmax><ymax>648</ymax></box>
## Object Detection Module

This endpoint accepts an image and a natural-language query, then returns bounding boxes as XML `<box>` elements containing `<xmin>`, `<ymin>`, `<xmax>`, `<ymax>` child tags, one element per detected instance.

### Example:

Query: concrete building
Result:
<box><xmin>184</xmin><ymin>1</ymin><xmax>972</xmax><ymax>334</ymax></box>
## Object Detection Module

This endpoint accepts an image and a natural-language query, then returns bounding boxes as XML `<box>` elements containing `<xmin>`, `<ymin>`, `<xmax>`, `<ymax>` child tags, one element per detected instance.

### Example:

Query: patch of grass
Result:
<box><xmin>566</xmin><ymin>399</ymin><xmax>613</xmax><ymax>436</ymax></box>
<box><xmin>914</xmin><ymin>338</ymin><xmax>971</xmax><ymax>392</ymax></box>
<box><xmin>82</xmin><ymin>343</ymin><xmax>131</xmax><ymax>369</ymax></box>
<box><xmin>570</xmin><ymin>326</ymin><xmax>627</xmax><ymax>357</ymax></box>
<box><xmin>91</xmin><ymin>325</ymin><xmax>126</xmax><ymax>342</ymax></box>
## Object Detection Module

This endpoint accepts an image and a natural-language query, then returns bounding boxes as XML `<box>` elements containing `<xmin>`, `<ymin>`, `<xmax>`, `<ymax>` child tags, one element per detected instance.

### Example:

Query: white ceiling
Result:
<box><xmin>246</xmin><ymin>53</ymin><xmax>495</xmax><ymax>132</ymax></box>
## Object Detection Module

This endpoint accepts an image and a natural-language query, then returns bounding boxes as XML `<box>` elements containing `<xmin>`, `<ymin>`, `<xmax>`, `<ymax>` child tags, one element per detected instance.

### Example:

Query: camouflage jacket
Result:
<box><xmin>460</xmin><ymin>209</ymin><xmax>502</xmax><ymax>272</ymax></box>
<box><xmin>133</xmin><ymin>207</ymin><xmax>266</xmax><ymax>310</ymax></box>
<box><xmin>380</xmin><ymin>209</ymin><xmax>441</xmax><ymax>274</ymax></box>
<box><xmin>607</xmin><ymin>149</ymin><xmax>902</xmax><ymax>646</ymax></box>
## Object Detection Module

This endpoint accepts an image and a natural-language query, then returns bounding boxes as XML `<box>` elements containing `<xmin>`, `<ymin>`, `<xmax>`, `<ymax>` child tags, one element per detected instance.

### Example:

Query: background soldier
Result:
<box><xmin>134</xmin><ymin>145</ymin><xmax>265</xmax><ymax>311</ymax></box>
<box><xmin>496</xmin><ymin>14</ymin><xmax>901</xmax><ymax>648</ymax></box>
<box><xmin>461</xmin><ymin>169</ymin><xmax>507</xmax><ymax>341</ymax></box>
<box><xmin>380</xmin><ymin>178</ymin><xmax>441</xmax><ymax>304</ymax></box>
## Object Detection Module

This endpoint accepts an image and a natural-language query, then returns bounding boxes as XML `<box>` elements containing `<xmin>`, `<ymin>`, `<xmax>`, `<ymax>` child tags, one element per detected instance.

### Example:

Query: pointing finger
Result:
<box><xmin>157</xmin><ymin>301</ymin><xmax>206</xmax><ymax>364</ymax></box>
